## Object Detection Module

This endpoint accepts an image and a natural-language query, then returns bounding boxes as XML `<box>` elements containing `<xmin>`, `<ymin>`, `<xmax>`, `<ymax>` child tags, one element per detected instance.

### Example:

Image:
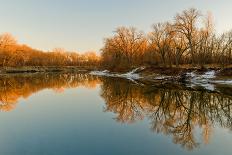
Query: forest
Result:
<box><xmin>0</xmin><ymin>8</ymin><xmax>232</xmax><ymax>71</ymax></box>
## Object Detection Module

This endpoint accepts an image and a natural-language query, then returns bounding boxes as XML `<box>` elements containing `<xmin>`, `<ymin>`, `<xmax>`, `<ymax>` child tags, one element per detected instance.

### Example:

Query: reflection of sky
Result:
<box><xmin>0</xmin><ymin>0</ymin><xmax>231</xmax><ymax>52</ymax></box>
<box><xmin>0</xmin><ymin>86</ymin><xmax>231</xmax><ymax>154</ymax></box>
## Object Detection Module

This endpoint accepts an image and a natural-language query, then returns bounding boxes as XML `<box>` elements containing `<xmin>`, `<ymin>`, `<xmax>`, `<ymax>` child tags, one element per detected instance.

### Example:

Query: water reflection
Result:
<box><xmin>0</xmin><ymin>73</ymin><xmax>100</xmax><ymax>111</ymax></box>
<box><xmin>0</xmin><ymin>73</ymin><xmax>231</xmax><ymax>151</ymax></box>
<box><xmin>101</xmin><ymin>78</ymin><xmax>232</xmax><ymax>150</ymax></box>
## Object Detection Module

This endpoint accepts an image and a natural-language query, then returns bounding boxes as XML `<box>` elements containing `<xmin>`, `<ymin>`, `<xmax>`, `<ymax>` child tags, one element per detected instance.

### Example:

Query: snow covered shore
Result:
<box><xmin>90</xmin><ymin>67</ymin><xmax>232</xmax><ymax>91</ymax></box>
<box><xmin>184</xmin><ymin>70</ymin><xmax>232</xmax><ymax>91</ymax></box>
<box><xmin>90</xmin><ymin>67</ymin><xmax>145</xmax><ymax>82</ymax></box>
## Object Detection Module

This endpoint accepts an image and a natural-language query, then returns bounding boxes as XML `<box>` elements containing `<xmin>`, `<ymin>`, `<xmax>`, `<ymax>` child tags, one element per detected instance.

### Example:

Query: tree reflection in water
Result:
<box><xmin>100</xmin><ymin>78</ymin><xmax>232</xmax><ymax>150</ymax></box>
<box><xmin>0</xmin><ymin>73</ymin><xmax>101</xmax><ymax>111</ymax></box>
<box><xmin>0</xmin><ymin>74</ymin><xmax>231</xmax><ymax>150</ymax></box>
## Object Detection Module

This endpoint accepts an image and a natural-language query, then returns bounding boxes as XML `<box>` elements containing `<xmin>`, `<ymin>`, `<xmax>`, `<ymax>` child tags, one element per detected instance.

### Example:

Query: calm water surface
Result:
<box><xmin>0</xmin><ymin>73</ymin><xmax>232</xmax><ymax>155</ymax></box>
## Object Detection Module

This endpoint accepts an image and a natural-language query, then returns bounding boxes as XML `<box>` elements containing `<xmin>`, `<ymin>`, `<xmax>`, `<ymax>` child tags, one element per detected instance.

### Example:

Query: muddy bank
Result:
<box><xmin>0</xmin><ymin>66</ymin><xmax>94</xmax><ymax>74</ymax></box>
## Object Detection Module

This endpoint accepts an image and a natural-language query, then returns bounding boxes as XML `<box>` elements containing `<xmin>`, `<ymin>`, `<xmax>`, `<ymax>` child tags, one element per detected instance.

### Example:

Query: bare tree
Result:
<box><xmin>174</xmin><ymin>8</ymin><xmax>201</xmax><ymax>66</ymax></box>
<box><xmin>195</xmin><ymin>12</ymin><xmax>215</xmax><ymax>67</ymax></box>
<box><xmin>149</xmin><ymin>22</ymin><xmax>174</xmax><ymax>67</ymax></box>
<box><xmin>173</xmin><ymin>34</ymin><xmax>188</xmax><ymax>67</ymax></box>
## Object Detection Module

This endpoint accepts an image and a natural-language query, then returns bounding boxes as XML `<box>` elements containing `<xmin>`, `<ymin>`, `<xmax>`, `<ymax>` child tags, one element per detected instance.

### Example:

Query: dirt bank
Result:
<box><xmin>0</xmin><ymin>66</ymin><xmax>95</xmax><ymax>74</ymax></box>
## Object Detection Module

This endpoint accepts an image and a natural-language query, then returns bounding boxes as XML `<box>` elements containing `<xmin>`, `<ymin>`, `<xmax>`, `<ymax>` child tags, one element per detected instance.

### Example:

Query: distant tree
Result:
<box><xmin>0</xmin><ymin>33</ymin><xmax>17</xmax><ymax>48</ymax></box>
<box><xmin>84</xmin><ymin>51</ymin><xmax>100</xmax><ymax>66</ymax></box>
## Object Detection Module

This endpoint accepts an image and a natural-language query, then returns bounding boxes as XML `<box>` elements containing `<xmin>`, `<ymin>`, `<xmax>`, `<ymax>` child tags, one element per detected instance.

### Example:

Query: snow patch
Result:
<box><xmin>154</xmin><ymin>75</ymin><xmax>172</xmax><ymax>80</ymax></box>
<box><xmin>89</xmin><ymin>67</ymin><xmax>145</xmax><ymax>82</ymax></box>
<box><xmin>90</xmin><ymin>68</ymin><xmax>232</xmax><ymax>91</ymax></box>
<box><xmin>201</xmin><ymin>70</ymin><xmax>216</xmax><ymax>79</ymax></box>
<box><xmin>118</xmin><ymin>67</ymin><xmax>145</xmax><ymax>80</ymax></box>
<box><xmin>212</xmin><ymin>80</ymin><xmax>232</xmax><ymax>85</ymax></box>
<box><xmin>185</xmin><ymin>70</ymin><xmax>216</xmax><ymax>91</ymax></box>
<box><xmin>89</xmin><ymin>70</ymin><xmax>110</xmax><ymax>76</ymax></box>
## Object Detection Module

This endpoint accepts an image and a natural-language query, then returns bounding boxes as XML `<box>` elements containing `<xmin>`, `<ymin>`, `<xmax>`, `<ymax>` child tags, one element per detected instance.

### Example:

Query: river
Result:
<box><xmin>0</xmin><ymin>73</ymin><xmax>231</xmax><ymax>155</ymax></box>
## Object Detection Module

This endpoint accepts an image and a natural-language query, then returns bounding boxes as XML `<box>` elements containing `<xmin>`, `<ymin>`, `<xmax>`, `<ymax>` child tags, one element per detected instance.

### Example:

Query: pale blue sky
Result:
<box><xmin>0</xmin><ymin>0</ymin><xmax>231</xmax><ymax>52</ymax></box>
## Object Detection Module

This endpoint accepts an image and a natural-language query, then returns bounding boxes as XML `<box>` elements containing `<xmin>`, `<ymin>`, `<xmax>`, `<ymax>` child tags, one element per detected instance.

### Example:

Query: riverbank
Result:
<box><xmin>1</xmin><ymin>66</ymin><xmax>232</xmax><ymax>93</ymax></box>
<box><xmin>90</xmin><ymin>66</ymin><xmax>232</xmax><ymax>93</ymax></box>
<box><xmin>0</xmin><ymin>66</ymin><xmax>95</xmax><ymax>74</ymax></box>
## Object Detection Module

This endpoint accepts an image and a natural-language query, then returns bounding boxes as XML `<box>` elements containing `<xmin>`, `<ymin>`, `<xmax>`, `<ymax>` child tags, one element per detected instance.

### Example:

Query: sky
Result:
<box><xmin>0</xmin><ymin>0</ymin><xmax>232</xmax><ymax>53</ymax></box>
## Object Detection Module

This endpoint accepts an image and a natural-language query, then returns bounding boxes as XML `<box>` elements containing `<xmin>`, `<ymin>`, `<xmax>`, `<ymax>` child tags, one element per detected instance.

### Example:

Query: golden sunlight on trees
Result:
<box><xmin>0</xmin><ymin>33</ymin><xmax>17</xmax><ymax>48</ymax></box>
<box><xmin>173</xmin><ymin>8</ymin><xmax>201</xmax><ymax>66</ymax></box>
<box><xmin>101</xmin><ymin>27</ymin><xmax>147</xmax><ymax>70</ymax></box>
<box><xmin>101</xmin><ymin>8</ymin><xmax>232</xmax><ymax>71</ymax></box>
<box><xmin>148</xmin><ymin>22</ymin><xmax>174</xmax><ymax>67</ymax></box>
<box><xmin>0</xmin><ymin>34</ymin><xmax>100</xmax><ymax>67</ymax></box>
<box><xmin>0</xmin><ymin>8</ymin><xmax>231</xmax><ymax>70</ymax></box>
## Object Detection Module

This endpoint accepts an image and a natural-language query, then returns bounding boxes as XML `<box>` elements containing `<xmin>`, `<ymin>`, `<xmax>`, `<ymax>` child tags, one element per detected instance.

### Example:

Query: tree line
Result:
<box><xmin>0</xmin><ymin>8</ymin><xmax>231</xmax><ymax>70</ymax></box>
<box><xmin>101</xmin><ymin>8</ymin><xmax>232</xmax><ymax>70</ymax></box>
<box><xmin>0</xmin><ymin>33</ymin><xmax>100</xmax><ymax>67</ymax></box>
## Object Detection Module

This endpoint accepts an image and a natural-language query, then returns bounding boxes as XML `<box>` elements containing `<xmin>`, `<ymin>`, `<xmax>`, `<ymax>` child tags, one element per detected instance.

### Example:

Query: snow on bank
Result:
<box><xmin>119</xmin><ymin>67</ymin><xmax>145</xmax><ymax>80</ymax></box>
<box><xmin>212</xmin><ymin>80</ymin><xmax>232</xmax><ymax>85</ymax></box>
<box><xmin>89</xmin><ymin>70</ymin><xmax>110</xmax><ymax>76</ymax></box>
<box><xmin>185</xmin><ymin>70</ymin><xmax>232</xmax><ymax>91</ymax></box>
<box><xmin>153</xmin><ymin>75</ymin><xmax>173</xmax><ymax>80</ymax></box>
<box><xmin>201</xmin><ymin>70</ymin><xmax>216</xmax><ymax>79</ymax></box>
<box><xmin>90</xmin><ymin>68</ymin><xmax>232</xmax><ymax>91</ymax></box>
<box><xmin>185</xmin><ymin>70</ymin><xmax>216</xmax><ymax>91</ymax></box>
<box><xmin>89</xmin><ymin>67</ymin><xmax>145</xmax><ymax>82</ymax></box>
